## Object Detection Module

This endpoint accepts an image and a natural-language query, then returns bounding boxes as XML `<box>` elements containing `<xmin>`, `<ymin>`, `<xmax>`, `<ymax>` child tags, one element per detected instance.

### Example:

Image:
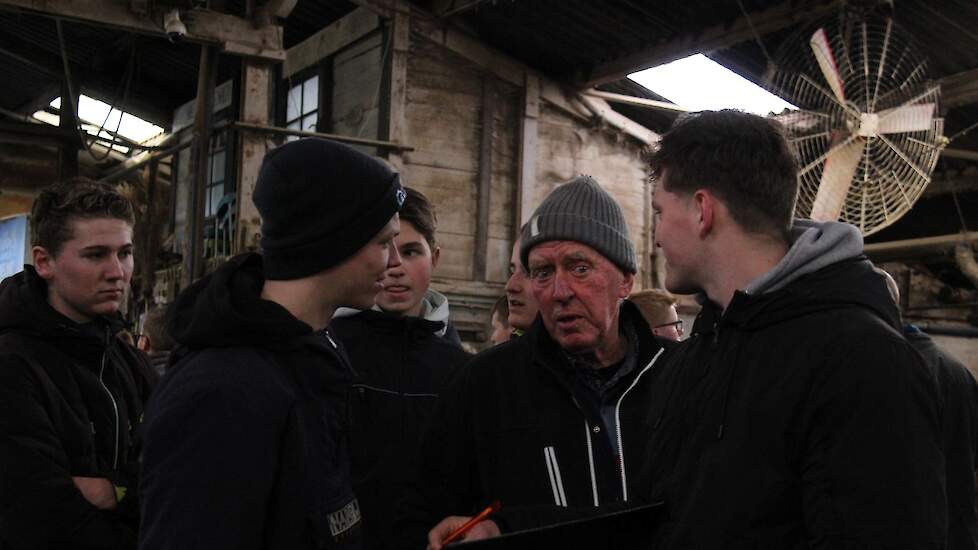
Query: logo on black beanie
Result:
<box><xmin>396</xmin><ymin>187</ymin><xmax>407</xmax><ymax>207</ymax></box>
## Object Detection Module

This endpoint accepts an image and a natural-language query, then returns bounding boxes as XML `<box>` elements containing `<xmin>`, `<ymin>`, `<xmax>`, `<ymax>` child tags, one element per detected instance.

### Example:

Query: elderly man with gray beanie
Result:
<box><xmin>397</xmin><ymin>176</ymin><xmax>673</xmax><ymax>549</ymax></box>
<box><xmin>140</xmin><ymin>138</ymin><xmax>405</xmax><ymax>550</ymax></box>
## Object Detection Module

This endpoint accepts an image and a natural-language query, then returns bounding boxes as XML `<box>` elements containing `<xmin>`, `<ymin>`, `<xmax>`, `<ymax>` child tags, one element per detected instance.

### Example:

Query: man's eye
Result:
<box><xmin>119</xmin><ymin>250</ymin><xmax>133</xmax><ymax>259</ymax></box>
<box><xmin>572</xmin><ymin>265</ymin><xmax>589</xmax><ymax>275</ymax></box>
<box><xmin>530</xmin><ymin>268</ymin><xmax>552</xmax><ymax>280</ymax></box>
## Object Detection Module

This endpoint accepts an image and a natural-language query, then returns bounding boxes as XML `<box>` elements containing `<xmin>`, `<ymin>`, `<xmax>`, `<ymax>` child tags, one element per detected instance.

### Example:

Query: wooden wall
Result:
<box><xmin>387</xmin><ymin>23</ymin><xmax>652</xmax><ymax>340</ymax></box>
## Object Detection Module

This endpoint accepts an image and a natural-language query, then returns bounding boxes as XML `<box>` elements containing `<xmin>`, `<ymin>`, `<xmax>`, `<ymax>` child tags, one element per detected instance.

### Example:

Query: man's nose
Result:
<box><xmin>552</xmin><ymin>272</ymin><xmax>573</xmax><ymax>301</ymax></box>
<box><xmin>386</xmin><ymin>243</ymin><xmax>402</xmax><ymax>270</ymax></box>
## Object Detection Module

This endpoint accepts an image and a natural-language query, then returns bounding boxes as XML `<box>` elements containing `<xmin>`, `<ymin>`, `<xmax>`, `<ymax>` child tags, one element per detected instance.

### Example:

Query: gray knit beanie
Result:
<box><xmin>520</xmin><ymin>175</ymin><xmax>637</xmax><ymax>274</ymax></box>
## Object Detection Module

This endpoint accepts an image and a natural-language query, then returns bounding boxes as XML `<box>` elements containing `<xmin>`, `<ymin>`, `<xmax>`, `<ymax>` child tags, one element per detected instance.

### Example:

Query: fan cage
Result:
<box><xmin>767</xmin><ymin>12</ymin><xmax>944</xmax><ymax>235</ymax></box>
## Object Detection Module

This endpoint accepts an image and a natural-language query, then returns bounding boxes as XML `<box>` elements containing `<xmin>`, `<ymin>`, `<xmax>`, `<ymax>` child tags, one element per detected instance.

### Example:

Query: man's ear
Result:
<box><xmin>692</xmin><ymin>190</ymin><xmax>717</xmax><ymax>238</ymax></box>
<box><xmin>32</xmin><ymin>246</ymin><xmax>56</xmax><ymax>280</ymax></box>
<box><xmin>430</xmin><ymin>245</ymin><xmax>441</xmax><ymax>270</ymax></box>
<box><xmin>618</xmin><ymin>272</ymin><xmax>635</xmax><ymax>299</ymax></box>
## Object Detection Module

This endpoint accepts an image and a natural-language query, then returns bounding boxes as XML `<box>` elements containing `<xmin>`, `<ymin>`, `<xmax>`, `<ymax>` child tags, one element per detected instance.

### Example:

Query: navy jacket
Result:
<box><xmin>140</xmin><ymin>254</ymin><xmax>363</xmax><ymax>550</ymax></box>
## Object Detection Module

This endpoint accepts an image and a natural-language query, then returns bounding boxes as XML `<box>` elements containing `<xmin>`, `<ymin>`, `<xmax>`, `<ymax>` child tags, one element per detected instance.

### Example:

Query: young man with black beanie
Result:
<box><xmin>139</xmin><ymin>138</ymin><xmax>405</xmax><ymax>550</ymax></box>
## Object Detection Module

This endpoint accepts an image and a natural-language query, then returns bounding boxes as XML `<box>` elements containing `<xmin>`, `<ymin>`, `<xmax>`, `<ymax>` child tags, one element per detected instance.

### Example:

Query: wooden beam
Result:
<box><xmin>577</xmin><ymin>93</ymin><xmax>659</xmax><ymax>144</ymax></box>
<box><xmin>411</xmin><ymin>16</ymin><xmax>655</xmax><ymax>144</ymax></box>
<box><xmin>941</xmin><ymin>68</ymin><xmax>978</xmax><ymax>109</ymax></box>
<box><xmin>0</xmin><ymin>0</ymin><xmax>284</xmax><ymax>61</ymax></box>
<box><xmin>235</xmin><ymin>60</ymin><xmax>271</xmax><ymax>255</ymax></box>
<box><xmin>283</xmin><ymin>7</ymin><xmax>379</xmax><ymax>78</ymax></box>
<box><xmin>253</xmin><ymin>0</ymin><xmax>297</xmax><ymax>26</ymax></box>
<box><xmin>581</xmin><ymin>0</ymin><xmax>845</xmax><ymax>87</ymax></box>
<box><xmin>474</xmin><ymin>75</ymin><xmax>495</xmax><ymax>281</ymax></box>
<box><xmin>381</xmin><ymin>0</ymin><xmax>409</xmax><ymax>172</ymax></box>
<box><xmin>517</xmin><ymin>73</ymin><xmax>539</xmax><ymax>226</ymax></box>
<box><xmin>184</xmin><ymin>45</ymin><xmax>218</xmax><ymax>288</ymax></box>
<box><xmin>582</xmin><ymin>89</ymin><xmax>688</xmax><ymax>114</ymax></box>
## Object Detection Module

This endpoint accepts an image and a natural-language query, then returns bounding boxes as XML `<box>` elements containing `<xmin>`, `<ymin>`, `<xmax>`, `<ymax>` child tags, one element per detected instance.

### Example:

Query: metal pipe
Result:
<box><xmin>231</xmin><ymin>121</ymin><xmax>414</xmax><ymax>151</ymax></box>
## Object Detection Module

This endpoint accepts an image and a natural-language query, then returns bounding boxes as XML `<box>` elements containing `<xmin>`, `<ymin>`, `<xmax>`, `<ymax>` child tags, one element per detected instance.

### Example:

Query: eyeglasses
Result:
<box><xmin>653</xmin><ymin>319</ymin><xmax>684</xmax><ymax>336</ymax></box>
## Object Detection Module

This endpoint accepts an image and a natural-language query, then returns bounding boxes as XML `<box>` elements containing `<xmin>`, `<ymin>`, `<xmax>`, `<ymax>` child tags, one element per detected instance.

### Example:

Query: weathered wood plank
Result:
<box><xmin>283</xmin><ymin>7</ymin><xmax>378</xmax><ymax>77</ymax></box>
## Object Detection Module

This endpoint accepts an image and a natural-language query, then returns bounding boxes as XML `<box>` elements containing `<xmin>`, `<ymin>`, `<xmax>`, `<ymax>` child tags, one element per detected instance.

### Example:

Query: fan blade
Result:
<box><xmin>810</xmin><ymin>139</ymin><xmax>863</xmax><ymax>221</ymax></box>
<box><xmin>774</xmin><ymin>110</ymin><xmax>824</xmax><ymax>132</ymax></box>
<box><xmin>876</xmin><ymin>103</ymin><xmax>935</xmax><ymax>134</ymax></box>
<box><xmin>810</xmin><ymin>28</ymin><xmax>846</xmax><ymax>105</ymax></box>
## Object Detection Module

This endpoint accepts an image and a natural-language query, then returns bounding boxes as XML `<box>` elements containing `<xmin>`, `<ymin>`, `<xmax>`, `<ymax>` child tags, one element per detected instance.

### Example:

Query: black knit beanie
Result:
<box><xmin>520</xmin><ymin>175</ymin><xmax>637</xmax><ymax>274</ymax></box>
<box><xmin>253</xmin><ymin>138</ymin><xmax>406</xmax><ymax>280</ymax></box>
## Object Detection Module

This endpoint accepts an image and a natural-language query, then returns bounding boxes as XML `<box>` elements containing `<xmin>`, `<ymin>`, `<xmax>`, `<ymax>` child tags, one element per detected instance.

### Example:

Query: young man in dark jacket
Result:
<box><xmin>647</xmin><ymin>110</ymin><xmax>946</xmax><ymax>548</ymax></box>
<box><xmin>139</xmin><ymin>138</ymin><xmax>405</xmax><ymax>550</ymax></box>
<box><xmin>406</xmin><ymin>176</ymin><xmax>671</xmax><ymax>548</ymax></box>
<box><xmin>0</xmin><ymin>178</ymin><xmax>156</xmax><ymax>549</ymax></box>
<box><xmin>331</xmin><ymin>187</ymin><xmax>470</xmax><ymax>550</ymax></box>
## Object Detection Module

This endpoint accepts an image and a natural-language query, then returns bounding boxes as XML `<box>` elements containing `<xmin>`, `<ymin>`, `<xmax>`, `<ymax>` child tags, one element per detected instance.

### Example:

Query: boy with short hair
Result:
<box><xmin>0</xmin><ymin>177</ymin><xmax>156</xmax><ymax>549</ymax></box>
<box><xmin>331</xmin><ymin>187</ymin><xmax>470</xmax><ymax>550</ymax></box>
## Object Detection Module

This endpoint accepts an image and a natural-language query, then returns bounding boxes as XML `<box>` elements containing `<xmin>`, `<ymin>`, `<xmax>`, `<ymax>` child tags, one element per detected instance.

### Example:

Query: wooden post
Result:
<box><xmin>474</xmin><ymin>74</ymin><xmax>495</xmax><ymax>281</ymax></box>
<box><xmin>236</xmin><ymin>60</ymin><xmax>271</xmax><ymax>254</ymax></box>
<box><xmin>183</xmin><ymin>44</ymin><xmax>218</xmax><ymax>288</ymax></box>
<box><xmin>383</xmin><ymin>1</ymin><xmax>409</xmax><ymax>172</ymax></box>
<box><xmin>517</xmin><ymin>72</ymin><xmax>539</xmax><ymax>226</ymax></box>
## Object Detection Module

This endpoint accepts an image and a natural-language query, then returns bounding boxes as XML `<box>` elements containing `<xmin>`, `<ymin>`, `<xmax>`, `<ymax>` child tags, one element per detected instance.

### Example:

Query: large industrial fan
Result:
<box><xmin>768</xmin><ymin>11</ymin><xmax>945</xmax><ymax>235</ymax></box>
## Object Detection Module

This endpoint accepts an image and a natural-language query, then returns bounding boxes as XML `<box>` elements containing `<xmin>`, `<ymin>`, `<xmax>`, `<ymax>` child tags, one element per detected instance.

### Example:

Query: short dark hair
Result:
<box><xmin>649</xmin><ymin>110</ymin><xmax>799</xmax><ymax>242</ymax></box>
<box><xmin>31</xmin><ymin>177</ymin><xmax>135</xmax><ymax>256</ymax></box>
<box><xmin>399</xmin><ymin>187</ymin><xmax>437</xmax><ymax>248</ymax></box>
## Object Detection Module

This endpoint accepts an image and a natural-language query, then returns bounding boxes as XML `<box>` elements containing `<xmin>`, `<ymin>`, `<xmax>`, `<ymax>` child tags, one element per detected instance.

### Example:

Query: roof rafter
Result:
<box><xmin>580</xmin><ymin>0</ymin><xmax>845</xmax><ymax>87</ymax></box>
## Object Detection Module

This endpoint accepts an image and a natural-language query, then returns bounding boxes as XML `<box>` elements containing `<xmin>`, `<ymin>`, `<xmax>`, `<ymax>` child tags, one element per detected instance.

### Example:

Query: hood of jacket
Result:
<box><xmin>695</xmin><ymin>220</ymin><xmax>898</xmax><ymax>335</ymax></box>
<box><xmin>333</xmin><ymin>289</ymin><xmax>452</xmax><ymax>337</ymax></box>
<box><xmin>166</xmin><ymin>253</ymin><xmax>314</xmax><ymax>350</ymax></box>
<box><xmin>0</xmin><ymin>266</ymin><xmax>125</xmax><ymax>362</ymax></box>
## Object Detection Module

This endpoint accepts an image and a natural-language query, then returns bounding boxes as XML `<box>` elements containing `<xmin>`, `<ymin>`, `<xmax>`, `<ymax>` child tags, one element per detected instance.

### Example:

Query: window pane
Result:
<box><xmin>303</xmin><ymin>76</ymin><xmax>319</xmax><ymax>115</ymax></box>
<box><xmin>208</xmin><ymin>185</ymin><xmax>224</xmax><ymax>218</ymax></box>
<box><xmin>210</xmin><ymin>150</ymin><xmax>226</xmax><ymax>184</ymax></box>
<box><xmin>286</xmin><ymin>120</ymin><xmax>300</xmax><ymax>142</ymax></box>
<box><xmin>301</xmin><ymin>113</ymin><xmax>317</xmax><ymax>132</ymax></box>
<box><xmin>286</xmin><ymin>84</ymin><xmax>302</xmax><ymax>121</ymax></box>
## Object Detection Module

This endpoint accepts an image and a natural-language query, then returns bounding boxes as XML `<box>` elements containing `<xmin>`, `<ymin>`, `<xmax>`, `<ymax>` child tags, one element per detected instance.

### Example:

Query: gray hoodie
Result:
<box><xmin>333</xmin><ymin>289</ymin><xmax>452</xmax><ymax>337</ymax></box>
<box><xmin>745</xmin><ymin>219</ymin><xmax>865</xmax><ymax>296</ymax></box>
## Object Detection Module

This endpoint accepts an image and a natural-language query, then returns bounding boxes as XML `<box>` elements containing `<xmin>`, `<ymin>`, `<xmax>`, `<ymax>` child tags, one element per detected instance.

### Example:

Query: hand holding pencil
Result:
<box><xmin>427</xmin><ymin>501</ymin><xmax>502</xmax><ymax>549</ymax></box>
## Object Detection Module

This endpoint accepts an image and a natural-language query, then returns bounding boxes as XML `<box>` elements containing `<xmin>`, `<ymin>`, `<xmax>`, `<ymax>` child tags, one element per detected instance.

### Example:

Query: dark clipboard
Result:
<box><xmin>449</xmin><ymin>503</ymin><xmax>665</xmax><ymax>550</ymax></box>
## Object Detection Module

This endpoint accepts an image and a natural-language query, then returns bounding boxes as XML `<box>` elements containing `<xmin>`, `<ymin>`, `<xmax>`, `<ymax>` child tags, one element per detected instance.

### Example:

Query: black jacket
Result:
<box><xmin>648</xmin><ymin>257</ymin><xmax>947</xmax><ymax>549</ymax></box>
<box><xmin>904</xmin><ymin>326</ymin><xmax>978</xmax><ymax>550</ymax></box>
<box><xmin>395</xmin><ymin>301</ymin><xmax>669</xmax><ymax>547</ymax></box>
<box><xmin>139</xmin><ymin>254</ymin><xmax>363</xmax><ymax>550</ymax></box>
<box><xmin>331</xmin><ymin>307</ymin><xmax>471</xmax><ymax>550</ymax></box>
<box><xmin>0</xmin><ymin>267</ymin><xmax>156</xmax><ymax>550</ymax></box>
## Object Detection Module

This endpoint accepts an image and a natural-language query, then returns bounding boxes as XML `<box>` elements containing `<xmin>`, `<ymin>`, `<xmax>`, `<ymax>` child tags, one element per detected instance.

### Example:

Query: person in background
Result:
<box><xmin>489</xmin><ymin>295</ymin><xmax>511</xmax><ymax>346</ymax></box>
<box><xmin>137</xmin><ymin>306</ymin><xmax>174</xmax><ymax>377</ymax></box>
<box><xmin>331</xmin><ymin>187</ymin><xmax>471</xmax><ymax>550</ymax></box>
<box><xmin>139</xmin><ymin>138</ymin><xmax>404</xmax><ymax>550</ymax></box>
<box><xmin>504</xmin><ymin>233</ymin><xmax>539</xmax><ymax>334</ymax></box>
<box><xmin>0</xmin><ymin>178</ymin><xmax>156</xmax><ymax>549</ymax></box>
<box><xmin>628</xmin><ymin>289</ymin><xmax>683</xmax><ymax>341</ymax></box>
<box><xmin>876</xmin><ymin>267</ymin><xmax>978</xmax><ymax>550</ymax></box>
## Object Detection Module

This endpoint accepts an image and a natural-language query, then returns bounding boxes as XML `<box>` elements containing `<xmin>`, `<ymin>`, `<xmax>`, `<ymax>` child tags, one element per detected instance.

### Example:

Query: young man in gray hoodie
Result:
<box><xmin>330</xmin><ymin>187</ymin><xmax>470</xmax><ymax>550</ymax></box>
<box><xmin>646</xmin><ymin>110</ymin><xmax>947</xmax><ymax>549</ymax></box>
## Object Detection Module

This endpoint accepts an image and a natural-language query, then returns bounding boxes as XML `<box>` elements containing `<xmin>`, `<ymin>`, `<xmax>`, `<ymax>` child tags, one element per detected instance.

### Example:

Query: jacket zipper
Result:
<box><xmin>99</xmin><ymin>326</ymin><xmax>120</xmax><ymax>470</ymax></box>
<box><xmin>612</xmin><ymin>347</ymin><xmax>665</xmax><ymax>502</ymax></box>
